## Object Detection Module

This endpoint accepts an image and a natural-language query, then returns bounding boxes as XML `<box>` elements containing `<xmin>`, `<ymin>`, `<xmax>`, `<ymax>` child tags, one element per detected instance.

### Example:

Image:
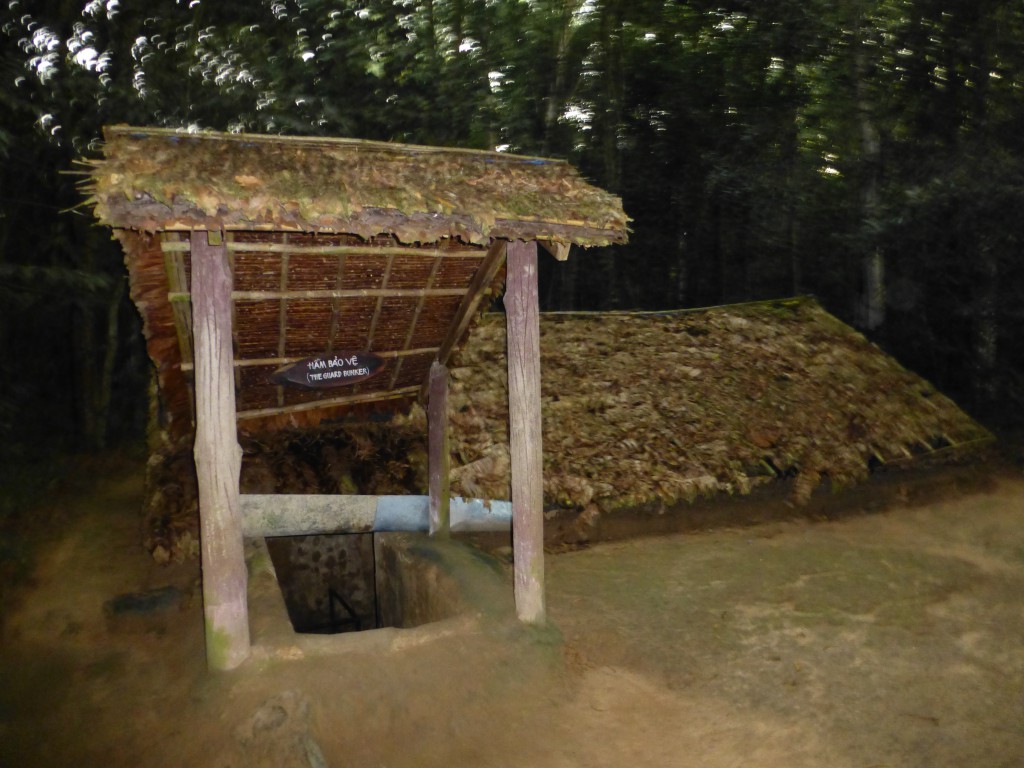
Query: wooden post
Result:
<box><xmin>190</xmin><ymin>230</ymin><xmax>250</xmax><ymax>670</ymax></box>
<box><xmin>427</xmin><ymin>360</ymin><xmax>451</xmax><ymax>537</ymax></box>
<box><xmin>504</xmin><ymin>240</ymin><xmax>546</xmax><ymax>624</ymax></box>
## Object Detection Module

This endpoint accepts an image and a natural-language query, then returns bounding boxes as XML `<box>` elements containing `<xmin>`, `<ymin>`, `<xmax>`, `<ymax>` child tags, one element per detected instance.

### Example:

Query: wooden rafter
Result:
<box><xmin>178</xmin><ymin>347</ymin><xmax>439</xmax><ymax>372</ymax></box>
<box><xmin>163</xmin><ymin>236</ymin><xmax>194</xmax><ymax>365</ymax></box>
<box><xmin>388</xmin><ymin>254</ymin><xmax>444</xmax><ymax>390</ymax></box>
<box><xmin>236</xmin><ymin>385</ymin><xmax>421</xmax><ymax>421</ymax></box>
<box><xmin>276</xmin><ymin>233</ymin><xmax>290</xmax><ymax>407</ymax></box>
<box><xmin>429</xmin><ymin>239</ymin><xmax>508</xmax><ymax>391</ymax></box>
<box><xmin>326</xmin><ymin>250</ymin><xmax>347</xmax><ymax>354</ymax></box>
<box><xmin>365</xmin><ymin>253</ymin><xmax>396</xmax><ymax>352</ymax></box>
<box><xmin>168</xmin><ymin>288</ymin><xmax>468</xmax><ymax>301</ymax></box>
<box><xmin>160</xmin><ymin>240</ymin><xmax>485</xmax><ymax>259</ymax></box>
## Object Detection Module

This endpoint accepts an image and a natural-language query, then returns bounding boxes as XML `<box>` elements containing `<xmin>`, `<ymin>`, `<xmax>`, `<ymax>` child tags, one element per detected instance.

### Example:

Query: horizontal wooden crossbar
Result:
<box><xmin>178</xmin><ymin>347</ymin><xmax>438</xmax><ymax>372</ymax></box>
<box><xmin>160</xmin><ymin>240</ymin><xmax>485</xmax><ymax>258</ymax></box>
<box><xmin>235</xmin><ymin>385</ymin><xmax>420</xmax><ymax>421</ymax></box>
<box><xmin>167</xmin><ymin>288</ymin><xmax>467</xmax><ymax>302</ymax></box>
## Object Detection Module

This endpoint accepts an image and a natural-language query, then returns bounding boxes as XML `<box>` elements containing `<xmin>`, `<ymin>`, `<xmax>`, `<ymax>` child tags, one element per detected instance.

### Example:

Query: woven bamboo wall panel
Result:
<box><xmin>234</xmin><ymin>301</ymin><xmax>280</xmax><ymax>358</ymax></box>
<box><xmin>233</xmin><ymin>252</ymin><xmax>282</xmax><ymax>291</ymax></box>
<box><xmin>409</xmin><ymin>296</ymin><xmax>464</xmax><ymax>348</ymax></box>
<box><xmin>434</xmin><ymin>258</ymin><xmax>485</xmax><ymax>288</ymax></box>
<box><xmin>330</xmin><ymin>298</ymin><xmax>377</xmax><ymax>350</ymax></box>
<box><xmin>371</xmin><ymin>298</ymin><xmax>421</xmax><ymax>348</ymax></box>
<box><xmin>147</xmin><ymin>230</ymin><xmax>493</xmax><ymax>431</ymax></box>
<box><xmin>286</xmin><ymin>255</ymin><xmax>337</xmax><ymax>290</ymax></box>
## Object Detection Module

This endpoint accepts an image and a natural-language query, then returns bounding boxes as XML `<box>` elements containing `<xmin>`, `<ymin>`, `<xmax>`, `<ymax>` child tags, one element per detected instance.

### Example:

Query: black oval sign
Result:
<box><xmin>270</xmin><ymin>352</ymin><xmax>385</xmax><ymax>389</ymax></box>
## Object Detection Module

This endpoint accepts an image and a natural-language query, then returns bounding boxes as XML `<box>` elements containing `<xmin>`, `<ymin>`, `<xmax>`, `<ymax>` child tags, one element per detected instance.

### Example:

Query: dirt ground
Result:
<box><xmin>2</xmin><ymin>454</ymin><xmax>1023</xmax><ymax>768</ymax></box>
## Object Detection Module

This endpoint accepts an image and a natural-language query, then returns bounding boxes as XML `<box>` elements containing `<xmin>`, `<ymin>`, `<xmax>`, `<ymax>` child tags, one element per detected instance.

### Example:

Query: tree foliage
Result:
<box><xmin>2</xmin><ymin>0</ymin><xmax>1022</xmax><ymax>455</ymax></box>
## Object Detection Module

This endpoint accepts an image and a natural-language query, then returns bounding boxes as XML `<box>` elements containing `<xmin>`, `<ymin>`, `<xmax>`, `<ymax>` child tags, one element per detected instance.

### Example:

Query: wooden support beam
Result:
<box><xmin>428</xmin><ymin>361</ymin><xmax>451</xmax><ymax>538</ymax></box>
<box><xmin>190</xmin><ymin>230</ymin><xmax>250</xmax><ymax>670</ymax></box>
<box><xmin>428</xmin><ymin>239</ymin><xmax>508</xmax><ymax>393</ymax></box>
<box><xmin>539</xmin><ymin>240</ymin><xmax>571</xmax><ymax>261</ymax></box>
<box><xmin>504</xmin><ymin>240</ymin><xmax>545</xmax><ymax>624</ymax></box>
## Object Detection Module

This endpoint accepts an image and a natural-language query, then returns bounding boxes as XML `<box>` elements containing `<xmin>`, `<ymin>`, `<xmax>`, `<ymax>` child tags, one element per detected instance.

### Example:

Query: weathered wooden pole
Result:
<box><xmin>504</xmin><ymin>240</ymin><xmax>546</xmax><ymax>624</ymax></box>
<box><xmin>427</xmin><ymin>360</ymin><xmax>451</xmax><ymax>538</ymax></box>
<box><xmin>190</xmin><ymin>230</ymin><xmax>250</xmax><ymax>670</ymax></box>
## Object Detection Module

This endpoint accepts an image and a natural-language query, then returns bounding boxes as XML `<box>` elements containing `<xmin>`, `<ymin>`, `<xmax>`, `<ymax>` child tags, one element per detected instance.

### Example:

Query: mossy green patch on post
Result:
<box><xmin>204</xmin><ymin>621</ymin><xmax>249</xmax><ymax>671</ymax></box>
<box><xmin>204</xmin><ymin>624</ymin><xmax>233</xmax><ymax>671</ymax></box>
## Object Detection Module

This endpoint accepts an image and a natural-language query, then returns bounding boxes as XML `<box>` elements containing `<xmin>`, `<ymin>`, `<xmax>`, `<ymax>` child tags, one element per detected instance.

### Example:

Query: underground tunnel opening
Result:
<box><xmin>264</xmin><ymin>532</ymin><xmax>471</xmax><ymax>636</ymax></box>
<box><xmin>265</xmin><ymin>533</ymin><xmax>381</xmax><ymax>634</ymax></box>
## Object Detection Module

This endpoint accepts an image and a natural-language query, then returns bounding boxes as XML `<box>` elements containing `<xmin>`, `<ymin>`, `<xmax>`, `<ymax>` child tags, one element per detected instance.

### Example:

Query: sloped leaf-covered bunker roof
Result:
<box><xmin>446</xmin><ymin>298</ymin><xmax>992</xmax><ymax>513</ymax></box>
<box><xmin>141</xmin><ymin>297</ymin><xmax>993</xmax><ymax>562</ymax></box>
<box><xmin>84</xmin><ymin>126</ymin><xmax>628</xmax><ymax>435</ymax></box>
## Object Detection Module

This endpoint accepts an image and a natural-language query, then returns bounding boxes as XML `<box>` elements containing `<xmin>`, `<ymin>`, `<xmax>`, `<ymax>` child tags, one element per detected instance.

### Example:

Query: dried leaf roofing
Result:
<box><xmin>84</xmin><ymin>126</ymin><xmax>628</xmax><ymax>247</ymax></box>
<box><xmin>442</xmin><ymin>297</ymin><xmax>992</xmax><ymax>512</ymax></box>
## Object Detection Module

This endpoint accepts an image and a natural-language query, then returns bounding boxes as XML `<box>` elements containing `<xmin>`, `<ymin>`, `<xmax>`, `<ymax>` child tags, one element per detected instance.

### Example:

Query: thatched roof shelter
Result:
<box><xmin>85</xmin><ymin>125</ymin><xmax>627</xmax><ymax>668</ymax></box>
<box><xmin>83</xmin><ymin>126</ymin><xmax>628</xmax><ymax>437</ymax></box>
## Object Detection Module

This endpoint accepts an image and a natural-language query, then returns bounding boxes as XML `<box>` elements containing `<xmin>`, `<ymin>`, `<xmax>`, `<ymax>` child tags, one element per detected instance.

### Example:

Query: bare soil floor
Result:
<box><xmin>2</xmin><ymin>454</ymin><xmax>1023</xmax><ymax>768</ymax></box>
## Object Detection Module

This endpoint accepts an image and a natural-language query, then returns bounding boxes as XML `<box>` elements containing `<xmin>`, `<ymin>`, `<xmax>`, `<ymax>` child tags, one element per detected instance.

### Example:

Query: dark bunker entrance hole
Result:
<box><xmin>266</xmin><ymin>533</ymin><xmax>381</xmax><ymax>635</ymax></box>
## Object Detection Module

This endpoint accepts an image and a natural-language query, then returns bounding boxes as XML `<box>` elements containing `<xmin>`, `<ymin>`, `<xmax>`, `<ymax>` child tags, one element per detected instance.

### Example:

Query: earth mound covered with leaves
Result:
<box><xmin>443</xmin><ymin>297</ymin><xmax>989</xmax><ymax>518</ymax></box>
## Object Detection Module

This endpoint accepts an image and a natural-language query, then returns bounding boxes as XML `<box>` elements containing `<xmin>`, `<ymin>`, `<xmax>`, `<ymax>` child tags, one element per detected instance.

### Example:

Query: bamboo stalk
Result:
<box><xmin>235</xmin><ymin>386</ymin><xmax>420</xmax><ymax>420</ymax></box>
<box><xmin>365</xmin><ymin>253</ymin><xmax>396</xmax><ymax>352</ymax></box>
<box><xmin>389</xmin><ymin>254</ymin><xmax>444</xmax><ymax>389</ymax></box>
<box><xmin>326</xmin><ymin>251</ymin><xmax>347</xmax><ymax>354</ymax></box>
<box><xmin>163</xmin><ymin>236</ymin><xmax>194</xmax><ymax>366</ymax></box>
<box><xmin>431</xmin><ymin>239</ymin><xmax>508</xmax><ymax>382</ymax></box>
<box><xmin>168</xmin><ymin>287</ymin><xmax>468</xmax><ymax>302</ymax></box>
<box><xmin>505</xmin><ymin>214</ymin><xmax>591</xmax><ymax>227</ymax></box>
<box><xmin>160</xmin><ymin>240</ymin><xmax>486</xmax><ymax>258</ymax></box>
<box><xmin>428</xmin><ymin>361</ymin><xmax>451</xmax><ymax>538</ymax></box>
<box><xmin>276</xmin><ymin>234</ymin><xmax>290</xmax><ymax>407</ymax></box>
<box><xmin>226</xmin><ymin>233</ymin><xmax>241</xmax><ymax>394</ymax></box>
<box><xmin>103</xmin><ymin>124</ymin><xmax>565</xmax><ymax>164</ymax></box>
<box><xmin>178</xmin><ymin>347</ymin><xmax>438</xmax><ymax>372</ymax></box>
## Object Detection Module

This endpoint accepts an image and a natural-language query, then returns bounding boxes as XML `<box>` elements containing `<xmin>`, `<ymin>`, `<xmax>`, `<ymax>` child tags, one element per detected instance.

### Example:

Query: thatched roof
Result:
<box><xmin>83</xmin><ymin>126</ymin><xmax>628</xmax><ymax>247</ymax></box>
<box><xmin>83</xmin><ymin>126</ymin><xmax>628</xmax><ymax>436</ymax></box>
<box><xmin>439</xmin><ymin>297</ymin><xmax>991</xmax><ymax>512</ymax></box>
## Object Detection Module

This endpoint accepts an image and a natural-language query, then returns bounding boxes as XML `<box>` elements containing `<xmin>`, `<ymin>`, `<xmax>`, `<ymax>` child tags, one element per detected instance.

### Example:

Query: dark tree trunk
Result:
<box><xmin>854</xmin><ymin>21</ymin><xmax>886</xmax><ymax>331</ymax></box>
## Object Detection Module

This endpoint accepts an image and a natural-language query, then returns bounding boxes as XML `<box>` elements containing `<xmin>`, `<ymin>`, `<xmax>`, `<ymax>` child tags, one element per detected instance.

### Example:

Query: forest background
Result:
<box><xmin>1</xmin><ymin>0</ymin><xmax>1022</xmax><ymax>460</ymax></box>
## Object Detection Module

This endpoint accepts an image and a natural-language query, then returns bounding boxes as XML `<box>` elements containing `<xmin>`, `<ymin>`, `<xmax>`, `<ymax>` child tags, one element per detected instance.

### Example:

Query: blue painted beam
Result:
<box><xmin>240</xmin><ymin>494</ymin><xmax>511</xmax><ymax>538</ymax></box>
